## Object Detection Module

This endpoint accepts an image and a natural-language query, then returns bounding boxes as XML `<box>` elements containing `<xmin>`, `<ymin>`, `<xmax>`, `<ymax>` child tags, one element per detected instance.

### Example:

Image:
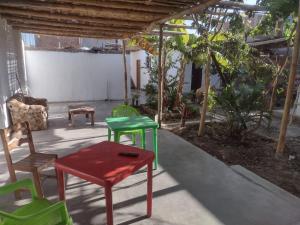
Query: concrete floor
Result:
<box><xmin>1</xmin><ymin>100</ymin><xmax>300</xmax><ymax>225</ymax></box>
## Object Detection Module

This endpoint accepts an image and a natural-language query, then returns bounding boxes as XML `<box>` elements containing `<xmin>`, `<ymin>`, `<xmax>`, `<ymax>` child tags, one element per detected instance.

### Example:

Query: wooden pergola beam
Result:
<box><xmin>13</xmin><ymin>24</ymin><xmax>132</xmax><ymax>36</ymax></box>
<box><xmin>163</xmin><ymin>24</ymin><xmax>194</xmax><ymax>29</ymax></box>
<box><xmin>157</xmin><ymin>0</ymin><xmax>220</xmax><ymax>23</ymax></box>
<box><xmin>20</xmin><ymin>32</ymin><xmax>121</xmax><ymax>40</ymax></box>
<box><xmin>0</xmin><ymin>0</ymin><xmax>221</xmax><ymax>39</ymax></box>
<box><xmin>7</xmin><ymin>20</ymin><xmax>138</xmax><ymax>34</ymax></box>
<box><xmin>8</xmin><ymin>21</ymin><xmax>133</xmax><ymax>36</ymax></box>
<box><xmin>3</xmin><ymin>15</ymin><xmax>143</xmax><ymax>32</ymax></box>
<box><xmin>11</xmin><ymin>22</ymin><xmax>188</xmax><ymax>38</ymax></box>
<box><xmin>150</xmin><ymin>30</ymin><xmax>187</xmax><ymax>35</ymax></box>
<box><xmin>0</xmin><ymin>7</ymin><xmax>149</xmax><ymax>28</ymax></box>
<box><xmin>117</xmin><ymin>0</ymin><xmax>194</xmax><ymax>7</ymax></box>
<box><xmin>7</xmin><ymin>17</ymin><xmax>188</xmax><ymax>37</ymax></box>
<box><xmin>0</xmin><ymin>1</ymin><xmax>166</xmax><ymax>22</ymax></box>
<box><xmin>216</xmin><ymin>1</ymin><xmax>267</xmax><ymax>12</ymax></box>
<box><xmin>48</xmin><ymin>0</ymin><xmax>181</xmax><ymax>14</ymax></box>
<box><xmin>14</xmin><ymin>27</ymin><xmax>125</xmax><ymax>39</ymax></box>
<box><xmin>146</xmin><ymin>0</ymin><xmax>220</xmax><ymax>32</ymax></box>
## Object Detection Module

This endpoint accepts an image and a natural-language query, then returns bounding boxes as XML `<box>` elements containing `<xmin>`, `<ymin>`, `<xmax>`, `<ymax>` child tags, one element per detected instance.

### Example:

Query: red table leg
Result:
<box><xmin>147</xmin><ymin>162</ymin><xmax>153</xmax><ymax>218</ymax></box>
<box><xmin>105</xmin><ymin>186</ymin><xmax>113</xmax><ymax>225</ymax></box>
<box><xmin>56</xmin><ymin>168</ymin><xmax>65</xmax><ymax>200</ymax></box>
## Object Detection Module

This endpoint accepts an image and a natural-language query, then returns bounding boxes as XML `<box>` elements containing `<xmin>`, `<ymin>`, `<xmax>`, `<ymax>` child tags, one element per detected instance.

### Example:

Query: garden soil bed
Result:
<box><xmin>171</xmin><ymin>123</ymin><xmax>300</xmax><ymax>198</ymax></box>
<box><xmin>139</xmin><ymin>104</ymin><xmax>200</xmax><ymax>123</ymax></box>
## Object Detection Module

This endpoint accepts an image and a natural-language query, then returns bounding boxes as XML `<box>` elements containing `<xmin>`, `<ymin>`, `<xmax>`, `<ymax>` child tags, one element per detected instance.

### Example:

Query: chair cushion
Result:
<box><xmin>6</xmin><ymin>94</ymin><xmax>49</xmax><ymax>131</ymax></box>
<box><xmin>1</xmin><ymin>199</ymin><xmax>62</xmax><ymax>225</ymax></box>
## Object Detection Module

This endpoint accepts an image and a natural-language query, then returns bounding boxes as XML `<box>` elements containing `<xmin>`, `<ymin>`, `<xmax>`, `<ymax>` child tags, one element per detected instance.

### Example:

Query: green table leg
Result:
<box><xmin>114</xmin><ymin>131</ymin><xmax>120</xmax><ymax>143</ymax></box>
<box><xmin>152</xmin><ymin>128</ymin><xmax>158</xmax><ymax>169</ymax></box>
<box><xmin>142</xmin><ymin>129</ymin><xmax>146</xmax><ymax>150</ymax></box>
<box><xmin>108</xmin><ymin>128</ymin><xmax>111</xmax><ymax>141</ymax></box>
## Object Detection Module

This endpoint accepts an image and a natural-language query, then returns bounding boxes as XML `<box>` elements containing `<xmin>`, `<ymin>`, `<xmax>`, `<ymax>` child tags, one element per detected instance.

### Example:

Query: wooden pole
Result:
<box><xmin>198</xmin><ymin>50</ymin><xmax>211</xmax><ymax>136</ymax></box>
<box><xmin>157</xmin><ymin>24</ymin><xmax>163</xmax><ymax>127</ymax></box>
<box><xmin>276</xmin><ymin>0</ymin><xmax>300</xmax><ymax>155</ymax></box>
<box><xmin>122</xmin><ymin>40</ymin><xmax>128</xmax><ymax>104</ymax></box>
<box><xmin>160</xmin><ymin>43</ymin><xmax>167</xmax><ymax>120</ymax></box>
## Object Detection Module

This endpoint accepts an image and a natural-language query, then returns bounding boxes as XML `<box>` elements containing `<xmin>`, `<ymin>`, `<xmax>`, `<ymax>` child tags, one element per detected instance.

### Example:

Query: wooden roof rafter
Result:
<box><xmin>0</xmin><ymin>1</ymin><xmax>166</xmax><ymax>22</ymax></box>
<box><xmin>0</xmin><ymin>0</ymin><xmax>220</xmax><ymax>39</ymax></box>
<box><xmin>38</xmin><ymin>0</ymin><xmax>182</xmax><ymax>14</ymax></box>
<box><xmin>6</xmin><ymin>17</ymin><xmax>142</xmax><ymax>33</ymax></box>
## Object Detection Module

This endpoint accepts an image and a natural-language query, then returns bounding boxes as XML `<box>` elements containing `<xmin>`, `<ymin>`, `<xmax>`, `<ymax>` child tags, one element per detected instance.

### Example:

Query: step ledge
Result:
<box><xmin>231</xmin><ymin>165</ymin><xmax>300</xmax><ymax>203</ymax></box>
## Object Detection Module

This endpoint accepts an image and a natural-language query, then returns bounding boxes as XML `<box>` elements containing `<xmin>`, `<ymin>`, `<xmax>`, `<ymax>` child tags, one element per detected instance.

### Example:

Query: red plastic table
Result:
<box><xmin>55</xmin><ymin>141</ymin><xmax>154</xmax><ymax>225</ymax></box>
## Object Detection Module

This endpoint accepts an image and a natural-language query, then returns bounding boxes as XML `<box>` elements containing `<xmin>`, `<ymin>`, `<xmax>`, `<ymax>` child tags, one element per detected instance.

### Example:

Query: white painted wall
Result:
<box><xmin>129</xmin><ymin>50</ymin><xmax>194</xmax><ymax>93</ymax></box>
<box><xmin>25</xmin><ymin>50</ymin><xmax>130</xmax><ymax>102</ymax></box>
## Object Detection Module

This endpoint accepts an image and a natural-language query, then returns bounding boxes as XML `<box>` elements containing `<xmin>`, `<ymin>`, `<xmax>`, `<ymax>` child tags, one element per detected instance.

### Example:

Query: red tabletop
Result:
<box><xmin>55</xmin><ymin>141</ymin><xmax>154</xmax><ymax>187</ymax></box>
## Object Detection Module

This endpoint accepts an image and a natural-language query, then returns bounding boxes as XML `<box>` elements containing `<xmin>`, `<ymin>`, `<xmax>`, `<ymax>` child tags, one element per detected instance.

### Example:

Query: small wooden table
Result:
<box><xmin>105</xmin><ymin>116</ymin><xmax>159</xmax><ymax>169</ymax></box>
<box><xmin>55</xmin><ymin>141</ymin><xmax>154</xmax><ymax>225</ymax></box>
<box><xmin>68</xmin><ymin>104</ymin><xmax>95</xmax><ymax>126</ymax></box>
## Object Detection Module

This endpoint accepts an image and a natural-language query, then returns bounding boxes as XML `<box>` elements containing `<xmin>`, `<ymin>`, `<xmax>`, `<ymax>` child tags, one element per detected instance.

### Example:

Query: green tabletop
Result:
<box><xmin>105</xmin><ymin>116</ymin><xmax>158</xmax><ymax>131</ymax></box>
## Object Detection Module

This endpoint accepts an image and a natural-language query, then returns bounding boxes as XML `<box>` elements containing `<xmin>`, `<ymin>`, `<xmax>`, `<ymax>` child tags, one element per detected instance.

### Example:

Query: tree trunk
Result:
<box><xmin>211</xmin><ymin>51</ymin><xmax>227</xmax><ymax>86</ymax></box>
<box><xmin>175</xmin><ymin>56</ymin><xmax>187</xmax><ymax>108</ymax></box>
<box><xmin>276</xmin><ymin>0</ymin><xmax>300</xmax><ymax>156</ymax></box>
<box><xmin>269</xmin><ymin>76</ymin><xmax>279</xmax><ymax>112</ymax></box>
<box><xmin>198</xmin><ymin>51</ymin><xmax>211</xmax><ymax>136</ymax></box>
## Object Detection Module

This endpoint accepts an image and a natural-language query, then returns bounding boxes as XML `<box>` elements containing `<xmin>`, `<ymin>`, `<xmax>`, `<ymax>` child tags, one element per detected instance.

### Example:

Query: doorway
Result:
<box><xmin>191</xmin><ymin>63</ymin><xmax>202</xmax><ymax>91</ymax></box>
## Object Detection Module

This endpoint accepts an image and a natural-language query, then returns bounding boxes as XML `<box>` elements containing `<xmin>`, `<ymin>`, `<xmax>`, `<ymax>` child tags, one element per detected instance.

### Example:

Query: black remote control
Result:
<box><xmin>118</xmin><ymin>152</ymin><xmax>139</xmax><ymax>157</ymax></box>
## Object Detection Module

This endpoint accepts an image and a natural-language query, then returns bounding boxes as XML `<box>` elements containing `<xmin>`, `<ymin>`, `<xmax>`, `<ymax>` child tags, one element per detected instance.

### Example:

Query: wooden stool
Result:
<box><xmin>68</xmin><ymin>104</ymin><xmax>95</xmax><ymax>126</ymax></box>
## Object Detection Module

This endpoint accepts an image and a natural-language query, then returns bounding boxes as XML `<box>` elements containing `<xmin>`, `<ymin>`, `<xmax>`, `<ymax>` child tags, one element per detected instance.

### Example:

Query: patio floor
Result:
<box><xmin>1</xmin><ymin>101</ymin><xmax>300</xmax><ymax>225</ymax></box>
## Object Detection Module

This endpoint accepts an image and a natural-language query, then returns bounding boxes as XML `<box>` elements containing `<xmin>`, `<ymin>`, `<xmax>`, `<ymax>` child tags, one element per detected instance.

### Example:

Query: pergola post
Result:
<box><xmin>276</xmin><ymin>0</ymin><xmax>300</xmax><ymax>155</ymax></box>
<box><xmin>157</xmin><ymin>24</ymin><xmax>164</xmax><ymax>127</ymax></box>
<box><xmin>198</xmin><ymin>49</ymin><xmax>211</xmax><ymax>136</ymax></box>
<box><xmin>160</xmin><ymin>43</ymin><xmax>167</xmax><ymax>120</ymax></box>
<box><xmin>122</xmin><ymin>39</ymin><xmax>128</xmax><ymax>104</ymax></box>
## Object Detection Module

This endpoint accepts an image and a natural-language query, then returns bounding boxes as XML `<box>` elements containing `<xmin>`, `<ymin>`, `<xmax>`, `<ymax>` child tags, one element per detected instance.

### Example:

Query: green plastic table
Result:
<box><xmin>105</xmin><ymin>116</ymin><xmax>159</xmax><ymax>169</ymax></box>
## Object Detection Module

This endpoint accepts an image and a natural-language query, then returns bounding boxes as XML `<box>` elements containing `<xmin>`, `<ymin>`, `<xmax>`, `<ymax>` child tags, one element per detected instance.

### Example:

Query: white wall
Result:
<box><xmin>0</xmin><ymin>21</ymin><xmax>10</xmax><ymax>128</ymax></box>
<box><xmin>25</xmin><ymin>50</ymin><xmax>130</xmax><ymax>102</ymax></box>
<box><xmin>129</xmin><ymin>50</ymin><xmax>194</xmax><ymax>93</ymax></box>
<box><xmin>183</xmin><ymin>63</ymin><xmax>192</xmax><ymax>93</ymax></box>
<box><xmin>0</xmin><ymin>19</ymin><xmax>25</xmax><ymax>128</ymax></box>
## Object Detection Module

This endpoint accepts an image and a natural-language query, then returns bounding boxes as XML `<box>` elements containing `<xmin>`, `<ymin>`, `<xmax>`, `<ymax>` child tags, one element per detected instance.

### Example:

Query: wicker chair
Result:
<box><xmin>6</xmin><ymin>93</ymin><xmax>48</xmax><ymax>131</ymax></box>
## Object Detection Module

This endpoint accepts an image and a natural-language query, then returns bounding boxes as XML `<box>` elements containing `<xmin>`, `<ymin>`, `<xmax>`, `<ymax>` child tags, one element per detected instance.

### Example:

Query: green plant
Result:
<box><xmin>144</xmin><ymin>53</ymin><xmax>179</xmax><ymax>111</ymax></box>
<box><xmin>206</xmin><ymin>37</ymin><xmax>274</xmax><ymax>137</ymax></box>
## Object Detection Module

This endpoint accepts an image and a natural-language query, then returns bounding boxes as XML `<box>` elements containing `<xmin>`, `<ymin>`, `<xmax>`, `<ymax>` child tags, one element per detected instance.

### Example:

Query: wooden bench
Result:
<box><xmin>68</xmin><ymin>104</ymin><xmax>95</xmax><ymax>126</ymax></box>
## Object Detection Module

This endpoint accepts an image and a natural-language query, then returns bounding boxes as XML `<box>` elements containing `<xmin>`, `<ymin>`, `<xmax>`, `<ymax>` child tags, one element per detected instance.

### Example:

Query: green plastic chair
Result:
<box><xmin>0</xmin><ymin>179</ymin><xmax>73</xmax><ymax>225</ymax></box>
<box><xmin>109</xmin><ymin>104</ymin><xmax>144</xmax><ymax>147</ymax></box>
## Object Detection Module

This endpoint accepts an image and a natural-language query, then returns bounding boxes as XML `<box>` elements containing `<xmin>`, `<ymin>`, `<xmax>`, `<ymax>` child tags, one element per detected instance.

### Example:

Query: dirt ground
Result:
<box><xmin>171</xmin><ymin>123</ymin><xmax>300</xmax><ymax>198</ymax></box>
